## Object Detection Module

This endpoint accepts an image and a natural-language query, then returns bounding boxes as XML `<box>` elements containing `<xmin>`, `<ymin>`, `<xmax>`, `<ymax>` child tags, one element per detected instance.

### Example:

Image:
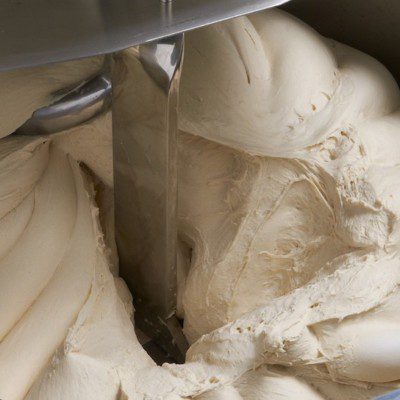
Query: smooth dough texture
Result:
<box><xmin>0</xmin><ymin>56</ymin><xmax>154</xmax><ymax>400</ymax></box>
<box><xmin>0</xmin><ymin>137</ymin><xmax>154</xmax><ymax>400</ymax></box>
<box><xmin>1</xmin><ymin>7</ymin><xmax>400</xmax><ymax>400</ymax></box>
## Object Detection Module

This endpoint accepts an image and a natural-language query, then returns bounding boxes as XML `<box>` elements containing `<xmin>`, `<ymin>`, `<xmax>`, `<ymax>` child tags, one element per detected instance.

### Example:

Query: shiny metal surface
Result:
<box><xmin>112</xmin><ymin>34</ymin><xmax>187</xmax><ymax>361</ymax></box>
<box><xmin>3</xmin><ymin>0</ymin><xmax>291</xmax><ymax>362</ymax></box>
<box><xmin>16</xmin><ymin>74</ymin><xmax>111</xmax><ymax>134</ymax></box>
<box><xmin>283</xmin><ymin>0</ymin><xmax>400</xmax><ymax>82</ymax></box>
<box><xmin>375</xmin><ymin>389</ymin><xmax>400</xmax><ymax>400</ymax></box>
<box><xmin>0</xmin><ymin>0</ymin><xmax>291</xmax><ymax>72</ymax></box>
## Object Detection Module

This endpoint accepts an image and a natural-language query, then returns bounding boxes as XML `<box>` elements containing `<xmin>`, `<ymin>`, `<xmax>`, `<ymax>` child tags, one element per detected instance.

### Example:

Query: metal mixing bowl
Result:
<box><xmin>283</xmin><ymin>0</ymin><xmax>400</xmax><ymax>82</ymax></box>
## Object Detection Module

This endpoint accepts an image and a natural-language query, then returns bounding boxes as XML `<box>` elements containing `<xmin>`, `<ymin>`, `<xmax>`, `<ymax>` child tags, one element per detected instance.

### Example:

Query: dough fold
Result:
<box><xmin>1</xmin><ymin>8</ymin><xmax>400</xmax><ymax>400</ymax></box>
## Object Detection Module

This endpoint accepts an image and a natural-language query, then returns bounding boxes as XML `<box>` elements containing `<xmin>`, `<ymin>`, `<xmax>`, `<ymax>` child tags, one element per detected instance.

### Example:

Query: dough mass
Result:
<box><xmin>1</xmin><ymin>9</ymin><xmax>400</xmax><ymax>400</ymax></box>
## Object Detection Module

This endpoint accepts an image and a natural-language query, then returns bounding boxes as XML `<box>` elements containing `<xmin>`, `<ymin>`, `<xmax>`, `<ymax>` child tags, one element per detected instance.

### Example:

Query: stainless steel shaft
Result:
<box><xmin>111</xmin><ymin>34</ymin><xmax>187</xmax><ymax>361</ymax></box>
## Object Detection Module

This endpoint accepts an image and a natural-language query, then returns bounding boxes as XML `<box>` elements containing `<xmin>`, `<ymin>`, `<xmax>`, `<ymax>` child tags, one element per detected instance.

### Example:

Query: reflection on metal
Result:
<box><xmin>0</xmin><ymin>0</ymin><xmax>291</xmax><ymax>72</ymax></box>
<box><xmin>375</xmin><ymin>389</ymin><xmax>400</xmax><ymax>400</ymax></box>
<box><xmin>16</xmin><ymin>74</ymin><xmax>112</xmax><ymax>135</ymax></box>
<box><xmin>112</xmin><ymin>34</ymin><xmax>188</xmax><ymax>362</ymax></box>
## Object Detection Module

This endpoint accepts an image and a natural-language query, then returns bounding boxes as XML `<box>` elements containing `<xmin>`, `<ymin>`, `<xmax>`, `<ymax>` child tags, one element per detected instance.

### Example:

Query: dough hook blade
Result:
<box><xmin>15</xmin><ymin>38</ymin><xmax>188</xmax><ymax>362</ymax></box>
<box><xmin>111</xmin><ymin>35</ymin><xmax>189</xmax><ymax>362</ymax></box>
<box><xmin>16</xmin><ymin>73</ymin><xmax>112</xmax><ymax>135</ymax></box>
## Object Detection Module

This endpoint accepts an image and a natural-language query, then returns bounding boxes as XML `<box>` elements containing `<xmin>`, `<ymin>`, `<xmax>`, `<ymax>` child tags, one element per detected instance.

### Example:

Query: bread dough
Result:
<box><xmin>175</xmin><ymin>8</ymin><xmax>400</xmax><ymax>398</ymax></box>
<box><xmin>0</xmin><ymin>8</ymin><xmax>399</xmax><ymax>400</ymax></box>
<box><xmin>0</xmin><ymin>136</ymin><xmax>154</xmax><ymax>400</ymax></box>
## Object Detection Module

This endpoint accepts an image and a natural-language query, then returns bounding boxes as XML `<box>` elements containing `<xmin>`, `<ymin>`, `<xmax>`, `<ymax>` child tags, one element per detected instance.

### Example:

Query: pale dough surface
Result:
<box><xmin>0</xmin><ymin>8</ymin><xmax>399</xmax><ymax>400</ymax></box>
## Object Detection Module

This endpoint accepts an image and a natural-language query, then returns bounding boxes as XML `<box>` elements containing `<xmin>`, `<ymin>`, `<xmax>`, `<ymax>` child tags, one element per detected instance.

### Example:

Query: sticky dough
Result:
<box><xmin>1</xmin><ymin>7</ymin><xmax>400</xmax><ymax>400</ymax></box>
<box><xmin>172</xmin><ymin>8</ymin><xmax>400</xmax><ymax>399</ymax></box>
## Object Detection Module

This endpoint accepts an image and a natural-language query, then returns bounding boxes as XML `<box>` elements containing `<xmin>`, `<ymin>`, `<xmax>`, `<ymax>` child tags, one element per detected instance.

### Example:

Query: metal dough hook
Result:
<box><xmin>7</xmin><ymin>0</ymin><xmax>290</xmax><ymax>363</ymax></box>
<box><xmin>112</xmin><ymin>33</ymin><xmax>188</xmax><ymax>362</ymax></box>
<box><xmin>16</xmin><ymin>73</ymin><xmax>112</xmax><ymax>135</ymax></box>
<box><xmin>14</xmin><ymin>33</ymin><xmax>188</xmax><ymax>362</ymax></box>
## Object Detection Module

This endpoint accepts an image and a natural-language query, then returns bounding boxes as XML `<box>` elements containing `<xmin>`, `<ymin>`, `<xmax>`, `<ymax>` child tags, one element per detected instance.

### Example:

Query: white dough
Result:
<box><xmin>0</xmin><ymin>8</ymin><xmax>400</xmax><ymax>400</ymax></box>
<box><xmin>0</xmin><ymin>137</ymin><xmax>154</xmax><ymax>400</ymax></box>
<box><xmin>173</xmin><ymin>8</ymin><xmax>400</xmax><ymax>398</ymax></box>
